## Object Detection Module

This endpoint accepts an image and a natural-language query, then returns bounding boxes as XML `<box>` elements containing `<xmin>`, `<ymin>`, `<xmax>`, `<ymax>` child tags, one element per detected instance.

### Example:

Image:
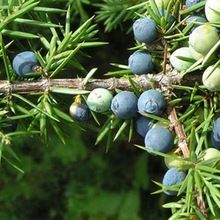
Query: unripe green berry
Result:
<box><xmin>154</xmin><ymin>0</ymin><xmax>170</xmax><ymax>8</ymax></box>
<box><xmin>202</xmin><ymin>65</ymin><xmax>220</xmax><ymax>91</ymax></box>
<box><xmin>189</xmin><ymin>24</ymin><xmax>219</xmax><ymax>57</ymax></box>
<box><xmin>189</xmin><ymin>46</ymin><xmax>203</xmax><ymax>60</ymax></box>
<box><xmin>170</xmin><ymin>47</ymin><xmax>194</xmax><ymax>71</ymax></box>
<box><xmin>86</xmin><ymin>88</ymin><xmax>113</xmax><ymax>113</ymax></box>
<box><xmin>165</xmin><ymin>155</ymin><xmax>185</xmax><ymax>169</ymax></box>
<box><xmin>202</xmin><ymin>148</ymin><xmax>220</xmax><ymax>168</ymax></box>
<box><xmin>203</xmin><ymin>148</ymin><xmax>220</xmax><ymax>161</ymax></box>
<box><xmin>164</xmin><ymin>150</ymin><xmax>191</xmax><ymax>169</ymax></box>
<box><xmin>205</xmin><ymin>0</ymin><xmax>220</xmax><ymax>23</ymax></box>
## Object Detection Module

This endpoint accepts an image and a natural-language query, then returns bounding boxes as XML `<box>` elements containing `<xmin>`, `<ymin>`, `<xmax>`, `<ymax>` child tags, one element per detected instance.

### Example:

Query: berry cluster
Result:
<box><xmin>80</xmin><ymin>85</ymin><xmax>186</xmax><ymax>195</ymax></box>
<box><xmin>124</xmin><ymin>0</ymin><xmax>220</xmax><ymax>196</ymax></box>
<box><xmin>169</xmin><ymin>0</ymin><xmax>220</xmax><ymax>92</ymax></box>
<box><xmin>128</xmin><ymin>18</ymin><xmax>157</xmax><ymax>75</ymax></box>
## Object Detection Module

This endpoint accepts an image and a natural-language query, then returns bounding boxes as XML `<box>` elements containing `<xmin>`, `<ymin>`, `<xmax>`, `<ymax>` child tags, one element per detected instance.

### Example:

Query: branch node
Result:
<box><xmin>43</xmin><ymin>78</ymin><xmax>51</xmax><ymax>93</ymax></box>
<box><xmin>78</xmin><ymin>78</ymin><xmax>86</xmax><ymax>90</ymax></box>
<box><xmin>108</xmin><ymin>77</ymin><xmax>117</xmax><ymax>90</ymax></box>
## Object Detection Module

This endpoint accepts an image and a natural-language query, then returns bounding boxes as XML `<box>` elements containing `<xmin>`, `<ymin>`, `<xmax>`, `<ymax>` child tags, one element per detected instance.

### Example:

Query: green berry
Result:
<box><xmin>154</xmin><ymin>0</ymin><xmax>170</xmax><ymax>8</ymax></box>
<box><xmin>202</xmin><ymin>148</ymin><xmax>220</xmax><ymax>168</ymax></box>
<box><xmin>202</xmin><ymin>65</ymin><xmax>220</xmax><ymax>91</ymax></box>
<box><xmin>189</xmin><ymin>24</ymin><xmax>219</xmax><ymax>57</ymax></box>
<box><xmin>189</xmin><ymin>46</ymin><xmax>203</xmax><ymax>60</ymax></box>
<box><xmin>164</xmin><ymin>153</ymin><xmax>183</xmax><ymax>169</ymax></box>
<box><xmin>203</xmin><ymin>148</ymin><xmax>220</xmax><ymax>161</ymax></box>
<box><xmin>86</xmin><ymin>88</ymin><xmax>113</xmax><ymax>113</ymax></box>
<box><xmin>170</xmin><ymin>47</ymin><xmax>195</xmax><ymax>71</ymax></box>
<box><xmin>164</xmin><ymin>151</ymin><xmax>191</xmax><ymax>169</ymax></box>
<box><xmin>205</xmin><ymin>0</ymin><xmax>220</xmax><ymax>23</ymax></box>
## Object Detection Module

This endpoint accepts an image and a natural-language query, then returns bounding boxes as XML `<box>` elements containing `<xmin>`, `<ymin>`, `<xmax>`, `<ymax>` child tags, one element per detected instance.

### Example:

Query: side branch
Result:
<box><xmin>0</xmin><ymin>71</ymin><xmax>201</xmax><ymax>94</ymax></box>
<box><xmin>168</xmin><ymin>107</ymin><xmax>190</xmax><ymax>158</ymax></box>
<box><xmin>168</xmin><ymin>107</ymin><xmax>207</xmax><ymax>218</ymax></box>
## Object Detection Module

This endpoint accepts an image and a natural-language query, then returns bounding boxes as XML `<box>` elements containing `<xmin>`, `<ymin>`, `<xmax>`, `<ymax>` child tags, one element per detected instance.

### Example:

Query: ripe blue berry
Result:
<box><xmin>111</xmin><ymin>91</ymin><xmax>138</xmax><ymax>119</ymax></box>
<box><xmin>1</xmin><ymin>120</ymin><xmax>18</xmax><ymax>133</ymax></box>
<box><xmin>128</xmin><ymin>51</ymin><xmax>154</xmax><ymax>75</ymax></box>
<box><xmin>69</xmin><ymin>103</ymin><xmax>89</xmax><ymax>122</ymax></box>
<box><xmin>185</xmin><ymin>0</ymin><xmax>202</xmax><ymax>8</ymax></box>
<box><xmin>137</xmin><ymin>89</ymin><xmax>166</xmax><ymax>116</ymax></box>
<box><xmin>162</xmin><ymin>168</ymin><xmax>186</xmax><ymax>196</ymax></box>
<box><xmin>133</xmin><ymin>18</ymin><xmax>158</xmax><ymax>44</ymax></box>
<box><xmin>186</xmin><ymin>16</ymin><xmax>207</xmax><ymax>32</ymax></box>
<box><xmin>135</xmin><ymin>116</ymin><xmax>153</xmax><ymax>137</ymax></box>
<box><xmin>86</xmin><ymin>88</ymin><xmax>113</xmax><ymax>113</ymax></box>
<box><xmin>211</xmin><ymin>118</ymin><xmax>220</xmax><ymax>149</ymax></box>
<box><xmin>12</xmin><ymin>51</ymin><xmax>37</xmax><ymax>77</ymax></box>
<box><xmin>144</xmin><ymin>126</ymin><xmax>173</xmax><ymax>153</ymax></box>
<box><xmin>211</xmin><ymin>134</ymin><xmax>220</xmax><ymax>149</ymax></box>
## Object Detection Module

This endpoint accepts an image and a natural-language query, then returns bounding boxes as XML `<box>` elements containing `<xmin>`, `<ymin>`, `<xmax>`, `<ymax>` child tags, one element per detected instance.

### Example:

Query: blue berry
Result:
<box><xmin>185</xmin><ymin>0</ymin><xmax>202</xmax><ymax>8</ymax></box>
<box><xmin>111</xmin><ymin>91</ymin><xmax>138</xmax><ymax>119</ymax></box>
<box><xmin>1</xmin><ymin>120</ymin><xmax>18</xmax><ymax>133</ymax></box>
<box><xmin>212</xmin><ymin>118</ymin><xmax>220</xmax><ymax>132</ymax></box>
<box><xmin>211</xmin><ymin>118</ymin><xmax>220</xmax><ymax>149</ymax></box>
<box><xmin>135</xmin><ymin>116</ymin><xmax>153</xmax><ymax>137</ymax></box>
<box><xmin>211</xmin><ymin>133</ymin><xmax>220</xmax><ymax>149</ymax></box>
<box><xmin>128</xmin><ymin>51</ymin><xmax>154</xmax><ymax>75</ymax></box>
<box><xmin>186</xmin><ymin>16</ymin><xmax>207</xmax><ymax>25</ymax></box>
<box><xmin>12</xmin><ymin>51</ymin><xmax>37</xmax><ymax>77</ymax></box>
<box><xmin>144</xmin><ymin>126</ymin><xmax>173</xmax><ymax>152</ymax></box>
<box><xmin>133</xmin><ymin>18</ymin><xmax>158</xmax><ymax>44</ymax></box>
<box><xmin>69</xmin><ymin>103</ymin><xmax>89</xmax><ymax>122</ymax></box>
<box><xmin>162</xmin><ymin>168</ymin><xmax>186</xmax><ymax>196</ymax></box>
<box><xmin>186</xmin><ymin>16</ymin><xmax>207</xmax><ymax>32</ymax></box>
<box><xmin>137</xmin><ymin>89</ymin><xmax>166</xmax><ymax>116</ymax></box>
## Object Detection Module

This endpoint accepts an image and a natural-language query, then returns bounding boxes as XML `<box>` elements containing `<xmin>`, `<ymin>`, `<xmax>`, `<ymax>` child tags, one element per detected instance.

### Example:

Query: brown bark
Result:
<box><xmin>0</xmin><ymin>71</ymin><xmax>202</xmax><ymax>94</ymax></box>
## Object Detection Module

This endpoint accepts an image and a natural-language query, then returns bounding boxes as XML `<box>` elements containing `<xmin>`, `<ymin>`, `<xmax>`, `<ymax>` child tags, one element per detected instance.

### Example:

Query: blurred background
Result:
<box><xmin>0</xmin><ymin>125</ymin><xmax>172</xmax><ymax>220</ymax></box>
<box><xmin>0</xmin><ymin>0</ymin><xmax>173</xmax><ymax>219</ymax></box>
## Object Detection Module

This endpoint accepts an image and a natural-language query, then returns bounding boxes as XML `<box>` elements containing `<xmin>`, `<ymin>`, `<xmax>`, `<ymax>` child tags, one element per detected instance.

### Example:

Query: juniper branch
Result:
<box><xmin>0</xmin><ymin>71</ymin><xmax>201</xmax><ymax>94</ymax></box>
<box><xmin>167</xmin><ymin>108</ymin><xmax>208</xmax><ymax>218</ymax></box>
<box><xmin>168</xmin><ymin>107</ymin><xmax>190</xmax><ymax>158</ymax></box>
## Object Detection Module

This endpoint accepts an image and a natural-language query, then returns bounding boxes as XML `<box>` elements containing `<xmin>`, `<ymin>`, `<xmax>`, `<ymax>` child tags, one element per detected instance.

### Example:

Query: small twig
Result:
<box><xmin>162</xmin><ymin>39</ymin><xmax>168</xmax><ymax>75</ymax></box>
<box><xmin>167</xmin><ymin>107</ymin><xmax>208</xmax><ymax>218</ymax></box>
<box><xmin>168</xmin><ymin>107</ymin><xmax>190</xmax><ymax>158</ymax></box>
<box><xmin>196</xmin><ymin>195</ymin><xmax>208</xmax><ymax>218</ymax></box>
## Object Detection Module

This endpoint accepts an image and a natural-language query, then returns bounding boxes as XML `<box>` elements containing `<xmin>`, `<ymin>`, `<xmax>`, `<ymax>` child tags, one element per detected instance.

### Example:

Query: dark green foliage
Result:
<box><xmin>0</xmin><ymin>125</ymin><xmax>171</xmax><ymax>219</ymax></box>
